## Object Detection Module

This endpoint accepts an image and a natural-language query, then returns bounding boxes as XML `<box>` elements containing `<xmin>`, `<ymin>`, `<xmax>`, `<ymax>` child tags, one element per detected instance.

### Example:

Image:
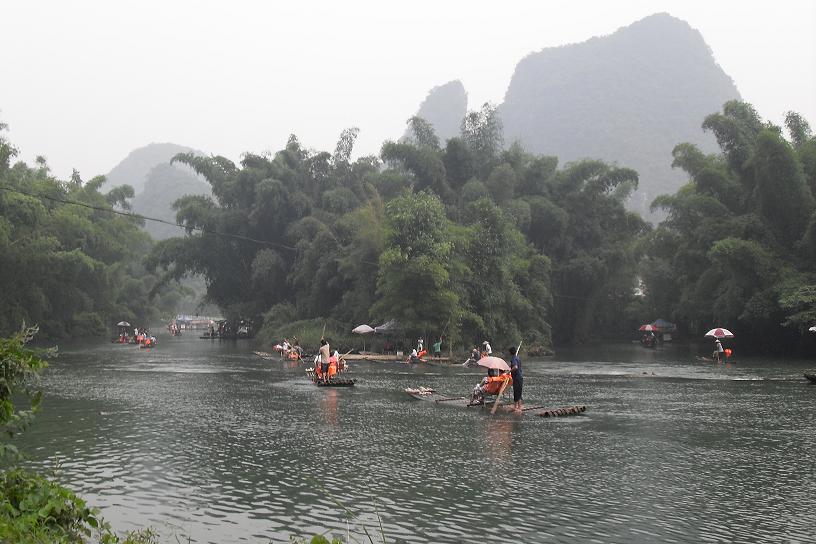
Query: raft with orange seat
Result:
<box><xmin>305</xmin><ymin>367</ymin><xmax>355</xmax><ymax>387</ymax></box>
<box><xmin>404</xmin><ymin>389</ymin><xmax>586</xmax><ymax>417</ymax></box>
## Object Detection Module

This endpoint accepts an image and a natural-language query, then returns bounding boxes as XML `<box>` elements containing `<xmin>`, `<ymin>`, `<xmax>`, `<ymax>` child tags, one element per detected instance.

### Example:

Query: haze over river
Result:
<box><xmin>17</xmin><ymin>336</ymin><xmax>816</xmax><ymax>543</ymax></box>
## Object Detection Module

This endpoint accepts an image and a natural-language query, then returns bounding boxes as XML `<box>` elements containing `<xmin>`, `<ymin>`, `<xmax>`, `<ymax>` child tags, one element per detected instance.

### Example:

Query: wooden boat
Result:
<box><xmin>805</xmin><ymin>372</ymin><xmax>816</xmax><ymax>384</ymax></box>
<box><xmin>404</xmin><ymin>388</ymin><xmax>586</xmax><ymax>418</ymax></box>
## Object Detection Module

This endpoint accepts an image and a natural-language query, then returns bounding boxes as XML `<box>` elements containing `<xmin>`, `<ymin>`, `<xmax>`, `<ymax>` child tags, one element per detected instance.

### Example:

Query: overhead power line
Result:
<box><xmin>0</xmin><ymin>184</ymin><xmax>299</xmax><ymax>252</ymax></box>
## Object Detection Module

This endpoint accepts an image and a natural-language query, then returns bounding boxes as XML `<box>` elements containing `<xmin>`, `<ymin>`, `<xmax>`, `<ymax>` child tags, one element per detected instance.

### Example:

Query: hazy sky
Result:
<box><xmin>1</xmin><ymin>0</ymin><xmax>814</xmax><ymax>181</ymax></box>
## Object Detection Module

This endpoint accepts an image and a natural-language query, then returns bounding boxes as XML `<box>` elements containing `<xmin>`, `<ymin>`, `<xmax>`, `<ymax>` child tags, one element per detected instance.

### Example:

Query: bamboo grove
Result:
<box><xmin>3</xmin><ymin>101</ymin><xmax>816</xmax><ymax>352</ymax></box>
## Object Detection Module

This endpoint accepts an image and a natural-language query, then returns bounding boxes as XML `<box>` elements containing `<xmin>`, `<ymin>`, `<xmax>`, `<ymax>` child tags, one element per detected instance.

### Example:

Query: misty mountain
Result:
<box><xmin>105</xmin><ymin>142</ymin><xmax>198</xmax><ymax>194</ymax></box>
<box><xmin>411</xmin><ymin>13</ymin><xmax>741</xmax><ymax>219</ymax></box>
<box><xmin>406</xmin><ymin>80</ymin><xmax>467</xmax><ymax>143</ymax></box>
<box><xmin>105</xmin><ymin>142</ymin><xmax>210</xmax><ymax>240</ymax></box>
<box><xmin>130</xmin><ymin>162</ymin><xmax>211</xmax><ymax>240</ymax></box>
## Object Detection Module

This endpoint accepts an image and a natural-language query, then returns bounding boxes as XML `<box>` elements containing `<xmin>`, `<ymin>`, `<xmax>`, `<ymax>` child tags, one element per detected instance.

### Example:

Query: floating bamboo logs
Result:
<box><xmin>538</xmin><ymin>405</ymin><xmax>587</xmax><ymax>418</ymax></box>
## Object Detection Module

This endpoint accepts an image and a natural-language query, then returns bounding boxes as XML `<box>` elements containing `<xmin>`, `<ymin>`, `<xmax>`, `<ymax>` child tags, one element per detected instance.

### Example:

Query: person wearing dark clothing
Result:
<box><xmin>509</xmin><ymin>346</ymin><xmax>523</xmax><ymax>412</ymax></box>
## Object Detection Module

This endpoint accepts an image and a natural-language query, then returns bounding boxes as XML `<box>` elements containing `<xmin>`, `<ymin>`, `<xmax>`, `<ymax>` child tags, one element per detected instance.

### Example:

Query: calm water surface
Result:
<box><xmin>17</xmin><ymin>336</ymin><xmax>816</xmax><ymax>543</ymax></box>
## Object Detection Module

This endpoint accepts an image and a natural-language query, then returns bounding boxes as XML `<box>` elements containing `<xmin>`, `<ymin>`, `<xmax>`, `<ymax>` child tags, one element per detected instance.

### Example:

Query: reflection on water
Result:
<box><xmin>483</xmin><ymin>417</ymin><xmax>516</xmax><ymax>459</ymax></box>
<box><xmin>321</xmin><ymin>388</ymin><xmax>339</xmax><ymax>427</ymax></box>
<box><xmin>16</xmin><ymin>337</ymin><xmax>816</xmax><ymax>543</ymax></box>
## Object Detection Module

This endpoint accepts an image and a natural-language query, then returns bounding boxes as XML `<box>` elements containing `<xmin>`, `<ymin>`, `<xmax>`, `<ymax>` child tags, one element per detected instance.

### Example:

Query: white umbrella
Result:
<box><xmin>116</xmin><ymin>321</ymin><xmax>131</xmax><ymax>327</ymax></box>
<box><xmin>352</xmin><ymin>324</ymin><xmax>375</xmax><ymax>351</ymax></box>
<box><xmin>809</xmin><ymin>326</ymin><xmax>816</xmax><ymax>333</ymax></box>
<box><xmin>704</xmin><ymin>328</ymin><xmax>734</xmax><ymax>339</ymax></box>
<box><xmin>477</xmin><ymin>356</ymin><xmax>511</xmax><ymax>371</ymax></box>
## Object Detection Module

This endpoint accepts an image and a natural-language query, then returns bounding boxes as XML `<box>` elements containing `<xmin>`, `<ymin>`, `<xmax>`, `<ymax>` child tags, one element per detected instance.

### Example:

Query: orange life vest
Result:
<box><xmin>483</xmin><ymin>375</ymin><xmax>512</xmax><ymax>395</ymax></box>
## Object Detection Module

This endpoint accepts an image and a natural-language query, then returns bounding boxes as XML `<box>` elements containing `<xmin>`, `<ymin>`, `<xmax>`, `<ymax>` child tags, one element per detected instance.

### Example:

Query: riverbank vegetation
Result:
<box><xmin>2</xmin><ymin>102</ymin><xmax>815</xmax><ymax>354</ymax></box>
<box><xmin>633</xmin><ymin>104</ymin><xmax>816</xmax><ymax>353</ymax></box>
<box><xmin>0</xmin><ymin>123</ymin><xmax>188</xmax><ymax>339</ymax></box>
<box><xmin>147</xmin><ymin>107</ymin><xmax>646</xmax><ymax>349</ymax></box>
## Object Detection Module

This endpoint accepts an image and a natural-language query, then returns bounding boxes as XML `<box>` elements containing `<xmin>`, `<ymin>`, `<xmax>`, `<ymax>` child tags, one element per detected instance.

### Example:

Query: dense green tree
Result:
<box><xmin>371</xmin><ymin>191</ymin><xmax>458</xmax><ymax>338</ymax></box>
<box><xmin>641</xmin><ymin>102</ymin><xmax>816</xmax><ymax>352</ymax></box>
<box><xmin>0</xmin><ymin>125</ymin><xmax>178</xmax><ymax>338</ymax></box>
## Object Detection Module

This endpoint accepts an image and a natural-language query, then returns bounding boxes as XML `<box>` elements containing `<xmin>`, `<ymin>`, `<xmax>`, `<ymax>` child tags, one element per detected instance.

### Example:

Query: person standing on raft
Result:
<box><xmin>319</xmin><ymin>338</ymin><xmax>331</xmax><ymax>383</ymax></box>
<box><xmin>713</xmin><ymin>338</ymin><xmax>724</xmax><ymax>363</ymax></box>
<box><xmin>509</xmin><ymin>346</ymin><xmax>523</xmax><ymax>413</ymax></box>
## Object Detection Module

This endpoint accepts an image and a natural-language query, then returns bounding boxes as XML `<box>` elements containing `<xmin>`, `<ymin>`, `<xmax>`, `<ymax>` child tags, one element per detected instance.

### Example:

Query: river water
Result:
<box><xmin>16</xmin><ymin>336</ymin><xmax>816</xmax><ymax>543</ymax></box>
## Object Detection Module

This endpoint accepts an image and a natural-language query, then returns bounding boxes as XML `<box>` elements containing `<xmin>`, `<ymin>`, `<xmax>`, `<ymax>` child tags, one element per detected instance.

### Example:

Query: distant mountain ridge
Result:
<box><xmin>408</xmin><ymin>80</ymin><xmax>467</xmax><ymax>143</ymax></box>
<box><xmin>106</xmin><ymin>142</ymin><xmax>211</xmax><ymax>240</ymax></box>
<box><xmin>105</xmin><ymin>142</ymin><xmax>199</xmax><ymax>194</ymax></box>
<box><xmin>408</xmin><ymin>13</ymin><xmax>741</xmax><ymax>219</ymax></box>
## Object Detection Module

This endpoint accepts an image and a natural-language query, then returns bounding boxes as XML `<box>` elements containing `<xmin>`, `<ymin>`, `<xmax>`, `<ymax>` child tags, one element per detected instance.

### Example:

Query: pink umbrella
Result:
<box><xmin>477</xmin><ymin>356</ymin><xmax>511</xmax><ymax>371</ymax></box>
<box><xmin>639</xmin><ymin>324</ymin><xmax>656</xmax><ymax>331</ymax></box>
<box><xmin>704</xmin><ymin>328</ymin><xmax>734</xmax><ymax>339</ymax></box>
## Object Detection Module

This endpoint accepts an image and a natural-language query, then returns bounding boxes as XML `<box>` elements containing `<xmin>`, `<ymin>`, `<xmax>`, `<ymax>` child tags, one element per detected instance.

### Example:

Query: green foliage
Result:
<box><xmin>0</xmin><ymin>327</ymin><xmax>47</xmax><ymax>457</ymax></box>
<box><xmin>144</xmin><ymin>108</ymin><xmax>656</xmax><ymax>349</ymax></box>
<box><xmin>372</xmin><ymin>191</ymin><xmax>458</xmax><ymax>338</ymax></box>
<box><xmin>0</xmin><ymin>124</ymin><xmax>185</xmax><ymax>338</ymax></box>
<box><xmin>642</xmin><ymin>102</ymin><xmax>816</xmax><ymax>351</ymax></box>
<box><xmin>0</xmin><ymin>467</ymin><xmax>104</xmax><ymax>543</ymax></box>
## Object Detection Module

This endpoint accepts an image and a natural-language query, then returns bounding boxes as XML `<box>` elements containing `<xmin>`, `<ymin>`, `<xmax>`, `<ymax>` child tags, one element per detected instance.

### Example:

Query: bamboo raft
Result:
<box><xmin>254</xmin><ymin>351</ymin><xmax>276</xmax><ymax>360</ymax></box>
<box><xmin>305</xmin><ymin>368</ymin><xmax>355</xmax><ymax>387</ymax></box>
<box><xmin>316</xmin><ymin>379</ymin><xmax>356</xmax><ymax>387</ymax></box>
<box><xmin>805</xmin><ymin>372</ymin><xmax>816</xmax><ymax>384</ymax></box>
<box><xmin>404</xmin><ymin>389</ymin><xmax>587</xmax><ymax>418</ymax></box>
<box><xmin>343</xmin><ymin>353</ymin><xmax>452</xmax><ymax>363</ymax></box>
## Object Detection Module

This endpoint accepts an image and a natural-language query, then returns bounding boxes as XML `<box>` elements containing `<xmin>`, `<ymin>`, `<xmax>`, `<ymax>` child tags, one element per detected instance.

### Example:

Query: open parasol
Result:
<box><xmin>639</xmin><ymin>324</ymin><xmax>656</xmax><ymax>332</ymax></box>
<box><xmin>477</xmin><ymin>356</ymin><xmax>510</xmax><ymax>372</ymax></box>
<box><xmin>116</xmin><ymin>321</ymin><xmax>131</xmax><ymax>327</ymax></box>
<box><xmin>704</xmin><ymin>328</ymin><xmax>734</xmax><ymax>339</ymax></box>
<box><xmin>352</xmin><ymin>324</ymin><xmax>375</xmax><ymax>351</ymax></box>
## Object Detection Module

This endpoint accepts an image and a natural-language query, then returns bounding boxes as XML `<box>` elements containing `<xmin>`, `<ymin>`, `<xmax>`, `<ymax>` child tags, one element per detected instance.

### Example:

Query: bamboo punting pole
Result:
<box><xmin>491</xmin><ymin>379</ymin><xmax>510</xmax><ymax>415</ymax></box>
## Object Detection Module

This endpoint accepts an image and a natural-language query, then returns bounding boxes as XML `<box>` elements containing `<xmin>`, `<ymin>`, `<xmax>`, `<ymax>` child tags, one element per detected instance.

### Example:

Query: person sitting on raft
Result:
<box><xmin>406</xmin><ymin>347</ymin><xmax>427</xmax><ymax>364</ymax></box>
<box><xmin>312</xmin><ymin>354</ymin><xmax>322</xmax><ymax>382</ymax></box>
<box><xmin>462</xmin><ymin>347</ymin><xmax>481</xmax><ymax>367</ymax></box>
<box><xmin>328</xmin><ymin>351</ymin><xmax>339</xmax><ymax>380</ymax></box>
<box><xmin>470</xmin><ymin>370</ymin><xmax>512</xmax><ymax>405</ymax></box>
<box><xmin>332</xmin><ymin>350</ymin><xmax>347</xmax><ymax>372</ymax></box>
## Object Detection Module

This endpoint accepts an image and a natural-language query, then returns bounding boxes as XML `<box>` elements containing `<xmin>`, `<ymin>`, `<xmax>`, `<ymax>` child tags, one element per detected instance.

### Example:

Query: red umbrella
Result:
<box><xmin>639</xmin><ymin>324</ymin><xmax>656</xmax><ymax>331</ymax></box>
<box><xmin>704</xmin><ymin>328</ymin><xmax>734</xmax><ymax>339</ymax></box>
<box><xmin>477</xmin><ymin>356</ymin><xmax>510</xmax><ymax>371</ymax></box>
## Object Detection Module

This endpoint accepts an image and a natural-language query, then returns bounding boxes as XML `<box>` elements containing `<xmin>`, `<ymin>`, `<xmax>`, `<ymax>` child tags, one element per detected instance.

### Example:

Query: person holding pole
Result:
<box><xmin>319</xmin><ymin>338</ymin><xmax>331</xmax><ymax>384</ymax></box>
<box><xmin>509</xmin><ymin>344</ymin><xmax>523</xmax><ymax>413</ymax></box>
